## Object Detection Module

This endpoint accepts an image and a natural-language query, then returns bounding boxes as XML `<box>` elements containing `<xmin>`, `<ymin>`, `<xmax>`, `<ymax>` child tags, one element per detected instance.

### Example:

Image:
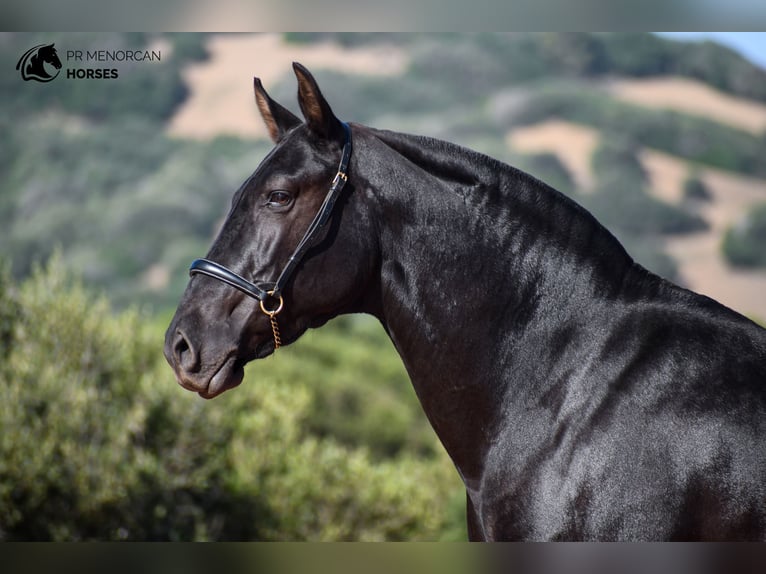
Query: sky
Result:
<box><xmin>657</xmin><ymin>32</ymin><xmax>766</xmax><ymax>70</ymax></box>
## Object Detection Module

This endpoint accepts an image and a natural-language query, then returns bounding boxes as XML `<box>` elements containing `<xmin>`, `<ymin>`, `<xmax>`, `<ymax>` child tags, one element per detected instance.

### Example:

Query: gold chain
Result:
<box><xmin>269</xmin><ymin>314</ymin><xmax>282</xmax><ymax>350</ymax></box>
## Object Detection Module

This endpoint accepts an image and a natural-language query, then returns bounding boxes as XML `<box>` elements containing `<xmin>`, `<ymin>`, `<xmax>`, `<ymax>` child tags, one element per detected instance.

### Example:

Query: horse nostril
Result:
<box><xmin>173</xmin><ymin>329</ymin><xmax>200</xmax><ymax>373</ymax></box>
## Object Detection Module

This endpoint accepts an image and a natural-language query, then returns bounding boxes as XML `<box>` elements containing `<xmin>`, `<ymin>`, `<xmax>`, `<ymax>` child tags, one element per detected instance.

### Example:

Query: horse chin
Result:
<box><xmin>253</xmin><ymin>337</ymin><xmax>285</xmax><ymax>359</ymax></box>
<box><xmin>197</xmin><ymin>356</ymin><xmax>245</xmax><ymax>399</ymax></box>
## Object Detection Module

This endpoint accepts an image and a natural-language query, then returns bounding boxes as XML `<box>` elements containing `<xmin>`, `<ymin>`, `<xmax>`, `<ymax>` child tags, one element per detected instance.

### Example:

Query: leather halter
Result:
<box><xmin>188</xmin><ymin>122</ymin><xmax>352</xmax><ymax>347</ymax></box>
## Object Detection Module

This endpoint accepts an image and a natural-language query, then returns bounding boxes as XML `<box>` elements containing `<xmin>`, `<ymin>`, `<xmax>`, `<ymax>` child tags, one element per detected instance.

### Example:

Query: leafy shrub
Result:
<box><xmin>539</xmin><ymin>33</ymin><xmax>609</xmax><ymax>77</ymax></box>
<box><xmin>722</xmin><ymin>203</ymin><xmax>766</xmax><ymax>269</ymax></box>
<box><xmin>0</xmin><ymin>256</ymin><xmax>462</xmax><ymax>540</ymax></box>
<box><xmin>0</xmin><ymin>263</ymin><xmax>19</xmax><ymax>360</ymax></box>
<box><xmin>268</xmin><ymin>315</ymin><xmax>442</xmax><ymax>460</ymax></box>
<box><xmin>599</xmin><ymin>33</ymin><xmax>676</xmax><ymax>77</ymax></box>
<box><xmin>682</xmin><ymin>172</ymin><xmax>713</xmax><ymax>203</ymax></box>
<box><xmin>591</xmin><ymin>136</ymin><xmax>648</xmax><ymax>186</ymax></box>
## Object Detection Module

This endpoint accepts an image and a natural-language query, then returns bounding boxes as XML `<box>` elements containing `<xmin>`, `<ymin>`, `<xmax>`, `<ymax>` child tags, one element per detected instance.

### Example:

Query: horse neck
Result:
<box><xmin>354</xmin><ymin>126</ymin><xmax>639</xmax><ymax>485</ymax></box>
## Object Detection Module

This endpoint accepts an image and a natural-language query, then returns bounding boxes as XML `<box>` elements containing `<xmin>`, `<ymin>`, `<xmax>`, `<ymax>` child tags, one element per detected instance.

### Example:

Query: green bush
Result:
<box><xmin>267</xmin><ymin>315</ymin><xmax>442</xmax><ymax>460</ymax></box>
<box><xmin>599</xmin><ymin>33</ymin><xmax>676</xmax><ymax>77</ymax></box>
<box><xmin>722</xmin><ymin>203</ymin><xmax>766</xmax><ymax>269</ymax></box>
<box><xmin>591</xmin><ymin>136</ymin><xmax>647</xmax><ymax>183</ymax></box>
<box><xmin>682</xmin><ymin>172</ymin><xmax>713</xmax><ymax>203</ymax></box>
<box><xmin>0</xmin><ymin>256</ymin><xmax>462</xmax><ymax>540</ymax></box>
<box><xmin>0</xmin><ymin>262</ymin><xmax>19</xmax><ymax>361</ymax></box>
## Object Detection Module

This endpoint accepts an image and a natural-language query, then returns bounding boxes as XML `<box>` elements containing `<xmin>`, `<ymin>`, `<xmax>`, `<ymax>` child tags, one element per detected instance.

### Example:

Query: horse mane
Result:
<box><xmin>371</xmin><ymin>127</ymin><xmax>626</xmax><ymax>242</ymax></box>
<box><xmin>370</xmin><ymin>125</ymin><xmax>605</xmax><ymax>224</ymax></box>
<box><xmin>369</xmin><ymin>127</ymin><xmax>505</xmax><ymax>191</ymax></box>
<box><xmin>365</xmin><ymin>125</ymin><xmax>673</xmax><ymax>301</ymax></box>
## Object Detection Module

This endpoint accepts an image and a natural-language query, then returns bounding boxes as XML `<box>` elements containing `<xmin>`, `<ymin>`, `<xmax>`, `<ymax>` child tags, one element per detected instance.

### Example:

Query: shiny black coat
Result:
<box><xmin>166</xmin><ymin>64</ymin><xmax>766</xmax><ymax>540</ymax></box>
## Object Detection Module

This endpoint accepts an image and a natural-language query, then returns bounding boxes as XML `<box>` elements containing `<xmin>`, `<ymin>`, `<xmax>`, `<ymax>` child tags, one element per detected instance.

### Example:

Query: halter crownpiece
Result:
<box><xmin>189</xmin><ymin>121</ymin><xmax>352</xmax><ymax>350</ymax></box>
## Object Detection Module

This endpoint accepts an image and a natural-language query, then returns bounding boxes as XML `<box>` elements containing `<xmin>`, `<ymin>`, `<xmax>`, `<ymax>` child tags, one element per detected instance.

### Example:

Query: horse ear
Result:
<box><xmin>292</xmin><ymin>62</ymin><xmax>344</xmax><ymax>142</ymax></box>
<box><xmin>253</xmin><ymin>77</ymin><xmax>301</xmax><ymax>143</ymax></box>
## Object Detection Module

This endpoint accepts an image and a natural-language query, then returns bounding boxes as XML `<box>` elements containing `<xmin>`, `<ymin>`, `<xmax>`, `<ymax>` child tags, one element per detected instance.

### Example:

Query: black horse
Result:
<box><xmin>165</xmin><ymin>63</ymin><xmax>766</xmax><ymax>541</ymax></box>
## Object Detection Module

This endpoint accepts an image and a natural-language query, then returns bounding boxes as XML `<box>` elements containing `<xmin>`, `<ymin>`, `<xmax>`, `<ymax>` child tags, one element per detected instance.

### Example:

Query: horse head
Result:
<box><xmin>164</xmin><ymin>63</ymin><xmax>378</xmax><ymax>398</ymax></box>
<box><xmin>37</xmin><ymin>44</ymin><xmax>62</xmax><ymax>70</ymax></box>
<box><xmin>17</xmin><ymin>43</ymin><xmax>62</xmax><ymax>82</ymax></box>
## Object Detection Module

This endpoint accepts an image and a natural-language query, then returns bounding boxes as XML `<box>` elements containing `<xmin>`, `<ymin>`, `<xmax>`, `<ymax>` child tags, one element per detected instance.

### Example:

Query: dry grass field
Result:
<box><xmin>607</xmin><ymin>76</ymin><xmax>766</xmax><ymax>135</ymax></box>
<box><xmin>167</xmin><ymin>33</ymin><xmax>407</xmax><ymax>140</ymax></box>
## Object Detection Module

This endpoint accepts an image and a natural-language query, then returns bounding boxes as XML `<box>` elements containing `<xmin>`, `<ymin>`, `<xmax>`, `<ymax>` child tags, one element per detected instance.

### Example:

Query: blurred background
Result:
<box><xmin>0</xmin><ymin>32</ymin><xmax>765</xmax><ymax>541</ymax></box>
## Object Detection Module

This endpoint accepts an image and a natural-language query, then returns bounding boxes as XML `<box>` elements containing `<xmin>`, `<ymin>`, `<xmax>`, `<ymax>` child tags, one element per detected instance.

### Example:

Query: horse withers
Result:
<box><xmin>164</xmin><ymin>63</ymin><xmax>766</xmax><ymax>541</ymax></box>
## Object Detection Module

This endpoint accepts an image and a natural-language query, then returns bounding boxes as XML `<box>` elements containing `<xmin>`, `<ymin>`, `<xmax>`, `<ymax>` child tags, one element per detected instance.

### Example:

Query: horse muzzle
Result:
<box><xmin>164</xmin><ymin>326</ymin><xmax>245</xmax><ymax>399</ymax></box>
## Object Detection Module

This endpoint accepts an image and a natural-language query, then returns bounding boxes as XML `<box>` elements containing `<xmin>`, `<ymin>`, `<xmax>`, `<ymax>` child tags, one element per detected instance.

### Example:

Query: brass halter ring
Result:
<box><xmin>259</xmin><ymin>290</ymin><xmax>284</xmax><ymax>350</ymax></box>
<box><xmin>259</xmin><ymin>290</ymin><xmax>284</xmax><ymax>317</ymax></box>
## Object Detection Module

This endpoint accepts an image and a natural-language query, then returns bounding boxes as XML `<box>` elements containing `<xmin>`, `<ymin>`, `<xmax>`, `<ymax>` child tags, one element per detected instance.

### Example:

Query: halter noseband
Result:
<box><xmin>188</xmin><ymin>122</ymin><xmax>352</xmax><ymax>350</ymax></box>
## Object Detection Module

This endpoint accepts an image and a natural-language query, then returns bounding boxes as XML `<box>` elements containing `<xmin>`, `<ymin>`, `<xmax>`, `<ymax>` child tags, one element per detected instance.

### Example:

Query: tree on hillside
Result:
<box><xmin>723</xmin><ymin>202</ymin><xmax>766</xmax><ymax>269</ymax></box>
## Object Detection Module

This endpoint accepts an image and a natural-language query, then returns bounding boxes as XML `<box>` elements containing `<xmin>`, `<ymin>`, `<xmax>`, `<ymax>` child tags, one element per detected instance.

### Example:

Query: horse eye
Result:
<box><xmin>267</xmin><ymin>191</ymin><xmax>292</xmax><ymax>207</ymax></box>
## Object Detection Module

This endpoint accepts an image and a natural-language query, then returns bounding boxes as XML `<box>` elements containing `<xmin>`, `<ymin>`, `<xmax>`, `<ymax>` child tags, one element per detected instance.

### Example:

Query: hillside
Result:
<box><xmin>505</xmin><ymin>72</ymin><xmax>766</xmax><ymax>320</ymax></box>
<box><xmin>508</xmin><ymin>119</ymin><xmax>766</xmax><ymax>319</ymax></box>
<box><xmin>167</xmin><ymin>33</ymin><xmax>407</xmax><ymax>140</ymax></box>
<box><xmin>607</xmin><ymin>76</ymin><xmax>766</xmax><ymax>135</ymax></box>
<box><xmin>2</xmin><ymin>32</ymin><xmax>765</xmax><ymax>315</ymax></box>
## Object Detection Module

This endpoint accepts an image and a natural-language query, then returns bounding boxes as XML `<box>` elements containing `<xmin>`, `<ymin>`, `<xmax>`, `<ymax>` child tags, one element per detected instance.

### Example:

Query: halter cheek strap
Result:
<box><xmin>189</xmin><ymin>121</ymin><xmax>353</xmax><ymax>351</ymax></box>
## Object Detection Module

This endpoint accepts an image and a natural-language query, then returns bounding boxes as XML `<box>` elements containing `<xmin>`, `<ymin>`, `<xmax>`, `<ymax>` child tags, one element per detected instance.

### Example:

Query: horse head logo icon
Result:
<box><xmin>16</xmin><ymin>43</ymin><xmax>62</xmax><ymax>82</ymax></box>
